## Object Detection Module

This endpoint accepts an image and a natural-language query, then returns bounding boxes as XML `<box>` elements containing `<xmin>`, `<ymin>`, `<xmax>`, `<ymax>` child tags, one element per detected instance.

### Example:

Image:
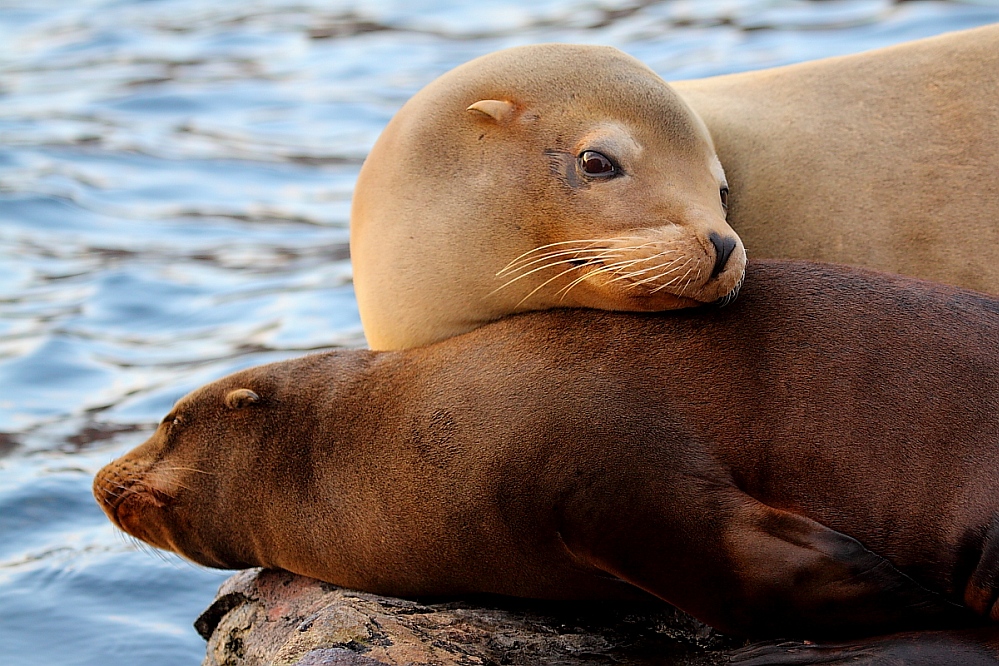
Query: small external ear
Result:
<box><xmin>466</xmin><ymin>99</ymin><xmax>516</xmax><ymax>123</ymax></box>
<box><xmin>225</xmin><ymin>388</ymin><xmax>260</xmax><ymax>410</ymax></box>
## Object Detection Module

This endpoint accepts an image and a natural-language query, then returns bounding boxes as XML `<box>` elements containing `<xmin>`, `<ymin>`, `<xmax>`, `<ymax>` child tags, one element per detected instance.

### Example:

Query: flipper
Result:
<box><xmin>964</xmin><ymin>514</ymin><xmax>999</xmax><ymax>620</ymax></box>
<box><xmin>565</xmin><ymin>487</ymin><xmax>971</xmax><ymax>637</ymax></box>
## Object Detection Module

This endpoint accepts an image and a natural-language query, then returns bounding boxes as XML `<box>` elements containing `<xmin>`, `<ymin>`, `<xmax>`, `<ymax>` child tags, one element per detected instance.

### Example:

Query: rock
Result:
<box><xmin>197</xmin><ymin>569</ymin><xmax>746</xmax><ymax>666</ymax></box>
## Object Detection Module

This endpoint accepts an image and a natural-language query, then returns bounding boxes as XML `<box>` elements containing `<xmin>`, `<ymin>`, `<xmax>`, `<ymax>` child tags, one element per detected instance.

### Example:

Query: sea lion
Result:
<box><xmin>350</xmin><ymin>25</ymin><xmax>999</xmax><ymax>350</ymax></box>
<box><xmin>673</xmin><ymin>22</ymin><xmax>999</xmax><ymax>295</ymax></box>
<box><xmin>95</xmin><ymin>261</ymin><xmax>999</xmax><ymax>660</ymax></box>
<box><xmin>350</xmin><ymin>43</ymin><xmax>746</xmax><ymax>350</ymax></box>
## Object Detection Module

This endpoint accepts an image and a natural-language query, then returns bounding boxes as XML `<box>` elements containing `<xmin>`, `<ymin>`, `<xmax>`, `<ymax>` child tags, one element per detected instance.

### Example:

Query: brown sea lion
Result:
<box><xmin>350</xmin><ymin>25</ymin><xmax>999</xmax><ymax>350</ymax></box>
<box><xmin>96</xmin><ymin>261</ymin><xmax>999</xmax><ymax>662</ymax></box>
<box><xmin>350</xmin><ymin>43</ymin><xmax>746</xmax><ymax>351</ymax></box>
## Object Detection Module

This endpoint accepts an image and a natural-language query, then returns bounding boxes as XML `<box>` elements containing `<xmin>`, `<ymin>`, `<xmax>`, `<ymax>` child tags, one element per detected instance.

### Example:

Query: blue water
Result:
<box><xmin>2</xmin><ymin>1</ymin><xmax>998</xmax><ymax>663</ymax></box>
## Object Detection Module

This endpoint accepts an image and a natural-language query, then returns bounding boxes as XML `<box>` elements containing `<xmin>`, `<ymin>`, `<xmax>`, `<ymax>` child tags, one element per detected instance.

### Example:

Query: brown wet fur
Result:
<box><xmin>97</xmin><ymin>261</ymin><xmax>999</xmax><ymax>657</ymax></box>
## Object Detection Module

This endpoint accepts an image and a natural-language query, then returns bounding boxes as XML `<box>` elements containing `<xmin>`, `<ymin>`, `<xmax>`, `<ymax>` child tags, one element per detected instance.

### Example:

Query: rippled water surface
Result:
<box><xmin>2</xmin><ymin>0</ymin><xmax>999</xmax><ymax>663</ymax></box>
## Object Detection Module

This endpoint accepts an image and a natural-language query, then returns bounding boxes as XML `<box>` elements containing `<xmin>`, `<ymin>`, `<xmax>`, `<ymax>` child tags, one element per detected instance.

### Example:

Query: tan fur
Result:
<box><xmin>351</xmin><ymin>26</ymin><xmax>999</xmax><ymax>350</ymax></box>
<box><xmin>674</xmin><ymin>23</ymin><xmax>999</xmax><ymax>291</ymax></box>
<box><xmin>351</xmin><ymin>44</ymin><xmax>745</xmax><ymax>350</ymax></box>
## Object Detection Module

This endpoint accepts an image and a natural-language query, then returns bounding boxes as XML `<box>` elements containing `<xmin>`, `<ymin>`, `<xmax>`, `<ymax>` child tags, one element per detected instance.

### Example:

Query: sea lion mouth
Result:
<box><xmin>712</xmin><ymin>271</ymin><xmax>745</xmax><ymax>308</ymax></box>
<box><xmin>94</xmin><ymin>470</ymin><xmax>174</xmax><ymax>531</ymax></box>
<box><xmin>94</xmin><ymin>473</ymin><xmax>128</xmax><ymax>524</ymax></box>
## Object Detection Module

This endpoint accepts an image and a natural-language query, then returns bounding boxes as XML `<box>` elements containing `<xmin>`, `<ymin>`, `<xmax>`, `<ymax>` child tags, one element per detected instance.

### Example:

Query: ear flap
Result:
<box><xmin>466</xmin><ymin>99</ymin><xmax>516</xmax><ymax>123</ymax></box>
<box><xmin>225</xmin><ymin>388</ymin><xmax>260</xmax><ymax>410</ymax></box>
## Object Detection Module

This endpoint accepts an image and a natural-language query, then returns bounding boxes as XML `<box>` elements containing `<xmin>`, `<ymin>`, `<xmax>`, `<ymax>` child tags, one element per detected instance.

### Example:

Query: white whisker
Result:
<box><xmin>497</xmin><ymin>238</ymin><xmax>622</xmax><ymax>275</ymax></box>
<box><xmin>604</xmin><ymin>250</ymin><xmax>685</xmax><ymax>284</ymax></box>
<box><xmin>623</xmin><ymin>258</ymin><xmax>694</xmax><ymax>293</ymax></box>
<box><xmin>496</xmin><ymin>235</ymin><xmax>658</xmax><ymax>276</ymax></box>
<box><xmin>489</xmin><ymin>254</ymin><xmax>625</xmax><ymax>296</ymax></box>
<box><xmin>515</xmin><ymin>263</ymin><xmax>587</xmax><ymax>307</ymax></box>
<box><xmin>652</xmin><ymin>262</ymin><xmax>698</xmax><ymax>294</ymax></box>
<box><xmin>629</xmin><ymin>258</ymin><xmax>693</xmax><ymax>289</ymax></box>
<box><xmin>496</xmin><ymin>247</ymin><xmax>615</xmax><ymax>277</ymax></box>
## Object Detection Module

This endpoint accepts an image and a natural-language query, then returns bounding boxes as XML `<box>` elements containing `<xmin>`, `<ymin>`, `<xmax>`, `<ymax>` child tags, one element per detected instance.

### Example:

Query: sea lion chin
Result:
<box><xmin>351</xmin><ymin>44</ymin><xmax>746</xmax><ymax>350</ymax></box>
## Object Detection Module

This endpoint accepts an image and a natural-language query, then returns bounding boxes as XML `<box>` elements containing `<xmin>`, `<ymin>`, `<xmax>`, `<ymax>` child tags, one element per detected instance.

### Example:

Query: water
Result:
<box><xmin>1</xmin><ymin>0</ymin><xmax>998</xmax><ymax>663</ymax></box>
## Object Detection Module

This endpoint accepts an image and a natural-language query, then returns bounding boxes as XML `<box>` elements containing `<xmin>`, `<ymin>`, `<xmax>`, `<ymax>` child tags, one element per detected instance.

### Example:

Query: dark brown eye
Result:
<box><xmin>578</xmin><ymin>150</ymin><xmax>617</xmax><ymax>177</ymax></box>
<box><xmin>720</xmin><ymin>186</ymin><xmax>730</xmax><ymax>210</ymax></box>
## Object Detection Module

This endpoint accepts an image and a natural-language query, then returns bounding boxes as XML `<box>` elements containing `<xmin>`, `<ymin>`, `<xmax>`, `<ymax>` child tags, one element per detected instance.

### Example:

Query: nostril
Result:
<box><xmin>709</xmin><ymin>232</ymin><xmax>737</xmax><ymax>279</ymax></box>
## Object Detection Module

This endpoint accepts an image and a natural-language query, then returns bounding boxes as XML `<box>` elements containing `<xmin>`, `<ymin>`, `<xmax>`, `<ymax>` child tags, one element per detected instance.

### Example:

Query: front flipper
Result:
<box><xmin>730</xmin><ymin>627</ymin><xmax>999</xmax><ymax>665</ymax></box>
<box><xmin>565</xmin><ymin>489</ymin><xmax>970</xmax><ymax>637</ymax></box>
<box><xmin>716</xmin><ymin>496</ymin><xmax>972</xmax><ymax>636</ymax></box>
<box><xmin>964</xmin><ymin>514</ymin><xmax>999</xmax><ymax>621</ymax></box>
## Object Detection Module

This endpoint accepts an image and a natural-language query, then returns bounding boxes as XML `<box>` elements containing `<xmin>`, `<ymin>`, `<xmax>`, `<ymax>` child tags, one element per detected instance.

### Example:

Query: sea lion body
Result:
<box><xmin>351</xmin><ymin>26</ymin><xmax>999</xmax><ymax>350</ymax></box>
<box><xmin>96</xmin><ymin>261</ymin><xmax>999</xmax><ymax>652</ymax></box>
<box><xmin>674</xmin><ymin>22</ymin><xmax>999</xmax><ymax>292</ymax></box>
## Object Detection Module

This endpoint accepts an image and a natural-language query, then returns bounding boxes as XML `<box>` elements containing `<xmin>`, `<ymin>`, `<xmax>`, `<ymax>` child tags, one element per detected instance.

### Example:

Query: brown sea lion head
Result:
<box><xmin>93</xmin><ymin>380</ymin><xmax>266</xmax><ymax>568</ymax></box>
<box><xmin>351</xmin><ymin>43</ymin><xmax>746</xmax><ymax>350</ymax></box>
<box><xmin>91</xmin><ymin>353</ymin><xmax>373</xmax><ymax>573</ymax></box>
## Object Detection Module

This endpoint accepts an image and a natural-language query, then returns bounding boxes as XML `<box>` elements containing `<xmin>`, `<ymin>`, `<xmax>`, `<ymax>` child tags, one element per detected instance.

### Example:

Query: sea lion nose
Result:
<box><xmin>709</xmin><ymin>232</ymin><xmax>737</xmax><ymax>279</ymax></box>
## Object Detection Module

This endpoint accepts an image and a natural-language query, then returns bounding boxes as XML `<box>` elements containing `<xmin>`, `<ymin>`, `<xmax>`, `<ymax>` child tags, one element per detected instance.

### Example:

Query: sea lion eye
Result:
<box><xmin>720</xmin><ymin>186</ymin><xmax>730</xmax><ymax>210</ymax></box>
<box><xmin>162</xmin><ymin>414</ymin><xmax>183</xmax><ymax>426</ymax></box>
<box><xmin>578</xmin><ymin>151</ymin><xmax>617</xmax><ymax>177</ymax></box>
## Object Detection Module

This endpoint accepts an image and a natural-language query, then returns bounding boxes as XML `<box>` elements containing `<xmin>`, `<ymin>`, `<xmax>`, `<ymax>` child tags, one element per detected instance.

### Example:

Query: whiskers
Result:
<box><xmin>95</xmin><ymin>464</ymin><xmax>197</xmax><ymax>508</ymax></box>
<box><xmin>495</xmin><ymin>238</ymin><xmax>633</xmax><ymax>278</ymax></box>
<box><xmin>121</xmin><ymin>531</ymin><xmax>172</xmax><ymax>562</ymax></box>
<box><xmin>155</xmin><ymin>465</ymin><xmax>214</xmax><ymax>476</ymax></box>
<box><xmin>154</xmin><ymin>464</ymin><xmax>214</xmax><ymax>494</ymax></box>
<box><xmin>492</xmin><ymin>235</ymin><xmax>707</xmax><ymax>305</ymax></box>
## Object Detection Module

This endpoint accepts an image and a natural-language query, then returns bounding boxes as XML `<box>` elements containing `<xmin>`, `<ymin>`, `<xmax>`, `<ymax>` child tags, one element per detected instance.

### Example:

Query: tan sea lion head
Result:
<box><xmin>351</xmin><ymin>43</ymin><xmax>746</xmax><ymax>350</ymax></box>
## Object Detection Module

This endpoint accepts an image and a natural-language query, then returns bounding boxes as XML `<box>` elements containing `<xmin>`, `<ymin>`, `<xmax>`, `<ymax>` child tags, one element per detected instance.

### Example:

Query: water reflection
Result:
<box><xmin>1</xmin><ymin>1</ymin><xmax>997</xmax><ymax>664</ymax></box>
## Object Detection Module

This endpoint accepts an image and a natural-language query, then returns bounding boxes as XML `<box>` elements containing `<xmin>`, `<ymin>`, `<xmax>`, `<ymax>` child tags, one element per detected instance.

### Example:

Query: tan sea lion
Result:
<box><xmin>673</xmin><ymin>22</ymin><xmax>999</xmax><ymax>294</ymax></box>
<box><xmin>95</xmin><ymin>261</ymin><xmax>999</xmax><ymax>662</ymax></box>
<box><xmin>351</xmin><ymin>25</ymin><xmax>999</xmax><ymax>350</ymax></box>
<box><xmin>351</xmin><ymin>43</ymin><xmax>746</xmax><ymax>350</ymax></box>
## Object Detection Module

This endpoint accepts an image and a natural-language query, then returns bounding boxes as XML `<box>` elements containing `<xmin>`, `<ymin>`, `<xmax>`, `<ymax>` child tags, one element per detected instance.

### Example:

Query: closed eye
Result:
<box><xmin>161</xmin><ymin>414</ymin><xmax>183</xmax><ymax>426</ymax></box>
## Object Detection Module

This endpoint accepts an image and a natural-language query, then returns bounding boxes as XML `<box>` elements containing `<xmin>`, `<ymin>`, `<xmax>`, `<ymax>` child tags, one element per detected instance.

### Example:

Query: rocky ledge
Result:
<box><xmin>197</xmin><ymin>569</ymin><xmax>746</xmax><ymax>666</ymax></box>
